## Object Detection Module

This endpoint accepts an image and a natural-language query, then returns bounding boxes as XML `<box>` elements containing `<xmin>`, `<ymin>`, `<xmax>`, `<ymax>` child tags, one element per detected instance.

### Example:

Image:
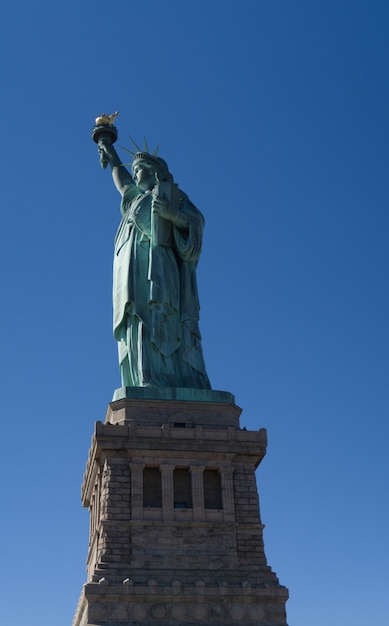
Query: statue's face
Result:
<box><xmin>133</xmin><ymin>163</ymin><xmax>155</xmax><ymax>191</ymax></box>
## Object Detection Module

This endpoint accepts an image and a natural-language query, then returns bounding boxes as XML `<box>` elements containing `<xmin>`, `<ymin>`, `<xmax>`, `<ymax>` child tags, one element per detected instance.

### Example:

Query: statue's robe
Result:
<box><xmin>113</xmin><ymin>184</ymin><xmax>210</xmax><ymax>388</ymax></box>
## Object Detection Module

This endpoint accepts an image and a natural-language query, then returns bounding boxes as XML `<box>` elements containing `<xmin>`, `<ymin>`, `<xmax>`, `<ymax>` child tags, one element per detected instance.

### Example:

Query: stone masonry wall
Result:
<box><xmin>233</xmin><ymin>462</ymin><xmax>267</xmax><ymax>572</ymax></box>
<box><xmin>129</xmin><ymin>521</ymin><xmax>240</xmax><ymax>574</ymax></box>
<box><xmin>96</xmin><ymin>459</ymin><xmax>131</xmax><ymax>571</ymax></box>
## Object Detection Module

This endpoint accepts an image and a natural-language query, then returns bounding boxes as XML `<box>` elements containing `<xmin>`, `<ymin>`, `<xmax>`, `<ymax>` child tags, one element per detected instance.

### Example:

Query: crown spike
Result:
<box><xmin>119</xmin><ymin>145</ymin><xmax>137</xmax><ymax>157</ymax></box>
<box><xmin>152</xmin><ymin>144</ymin><xmax>159</xmax><ymax>157</ymax></box>
<box><xmin>143</xmin><ymin>137</ymin><xmax>149</xmax><ymax>153</ymax></box>
<box><xmin>128</xmin><ymin>134</ymin><xmax>142</xmax><ymax>153</ymax></box>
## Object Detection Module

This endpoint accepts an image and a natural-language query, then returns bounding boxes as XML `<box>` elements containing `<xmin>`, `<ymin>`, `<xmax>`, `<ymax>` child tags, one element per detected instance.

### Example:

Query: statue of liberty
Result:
<box><xmin>94</xmin><ymin>116</ymin><xmax>211</xmax><ymax>390</ymax></box>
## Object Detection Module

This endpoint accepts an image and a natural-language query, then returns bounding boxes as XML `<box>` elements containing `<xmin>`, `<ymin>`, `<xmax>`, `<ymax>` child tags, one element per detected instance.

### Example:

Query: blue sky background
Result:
<box><xmin>0</xmin><ymin>1</ymin><xmax>388</xmax><ymax>625</ymax></box>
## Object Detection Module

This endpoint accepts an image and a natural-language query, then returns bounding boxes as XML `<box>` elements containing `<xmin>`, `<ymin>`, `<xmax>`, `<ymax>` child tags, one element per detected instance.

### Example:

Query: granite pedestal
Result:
<box><xmin>72</xmin><ymin>389</ymin><xmax>288</xmax><ymax>625</ymax></box>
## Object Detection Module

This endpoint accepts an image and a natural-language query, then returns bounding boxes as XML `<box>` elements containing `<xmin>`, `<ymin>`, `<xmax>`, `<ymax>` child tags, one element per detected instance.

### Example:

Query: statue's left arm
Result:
<box><xmin>173</xmin><ymin>198</ymin><xmax>205</xmax><ymax>264</ymax></box>
<box><xmin>152</xmin><ymin>195</ymin><xmax>189</xmax><ymax>231</ymax></box>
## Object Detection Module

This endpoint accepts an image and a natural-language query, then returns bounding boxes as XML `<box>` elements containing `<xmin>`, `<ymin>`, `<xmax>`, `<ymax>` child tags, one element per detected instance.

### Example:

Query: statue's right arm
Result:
<box><xmin>98</xmin><ymin>139</ymin><xmax>134</xmax><ymax>196</ymax></box>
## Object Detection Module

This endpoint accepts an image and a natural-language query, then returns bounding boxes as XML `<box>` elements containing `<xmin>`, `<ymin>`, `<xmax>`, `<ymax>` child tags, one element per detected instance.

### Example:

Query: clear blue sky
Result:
<box><xmin>0</xmin><ymin>1</ymin><xmax>388</xmax><ymax>625</ymax></box>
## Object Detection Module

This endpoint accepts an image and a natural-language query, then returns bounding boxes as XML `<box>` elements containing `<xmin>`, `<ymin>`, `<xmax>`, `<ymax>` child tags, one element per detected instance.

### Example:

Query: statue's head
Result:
<box><xmin>132</xmin><ymin>152</ymin><xmax>172</xmax><ymax>184</ymax></box>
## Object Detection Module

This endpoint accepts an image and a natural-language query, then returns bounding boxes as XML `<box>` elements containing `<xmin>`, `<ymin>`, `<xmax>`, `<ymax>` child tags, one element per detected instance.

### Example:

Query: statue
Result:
<box><xmin>92</xmin><ymin>115</ymin><xmax>211</xmax><ymax>389</ymax></box>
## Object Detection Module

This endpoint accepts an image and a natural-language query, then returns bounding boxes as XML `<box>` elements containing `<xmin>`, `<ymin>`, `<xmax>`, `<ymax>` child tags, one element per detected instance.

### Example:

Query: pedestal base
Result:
<box><xmin>72</xmin><ymin>395</ymin><xmax>288</xmax><ymax>626</ymax></box>
<box><xmin>74</xmin><ymin>581</ymin><xmax>288</xmax><ymax>626</ymax></box>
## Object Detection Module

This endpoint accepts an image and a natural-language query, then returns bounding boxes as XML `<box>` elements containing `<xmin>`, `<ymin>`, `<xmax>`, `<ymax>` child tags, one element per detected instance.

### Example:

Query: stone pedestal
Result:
<box><xmin>72</xmin><ymin>390</ymin><xmax>288</xmax><ymax>625</ymax></box>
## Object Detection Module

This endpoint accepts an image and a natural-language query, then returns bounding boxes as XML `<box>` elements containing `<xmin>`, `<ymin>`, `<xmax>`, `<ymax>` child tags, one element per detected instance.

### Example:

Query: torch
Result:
<box><xmin>92</xmin><ymin>111</ymin><xmax>119</xmax><ymax>168</ymax></box>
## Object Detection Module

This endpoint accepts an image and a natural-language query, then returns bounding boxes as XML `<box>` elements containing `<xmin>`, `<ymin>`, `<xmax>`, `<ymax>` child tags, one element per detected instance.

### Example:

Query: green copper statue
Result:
<box><xmin>93</xmin><ymin>114</ymin><xmax>211</xmax><ymax>389</ymax></box>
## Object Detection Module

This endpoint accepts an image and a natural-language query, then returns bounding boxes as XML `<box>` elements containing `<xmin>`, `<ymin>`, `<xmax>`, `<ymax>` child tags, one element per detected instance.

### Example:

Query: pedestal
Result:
<box><xmin>72</xmin><ymin>391</ymin><xmax>288</xmax><ymax>625</ymax></box>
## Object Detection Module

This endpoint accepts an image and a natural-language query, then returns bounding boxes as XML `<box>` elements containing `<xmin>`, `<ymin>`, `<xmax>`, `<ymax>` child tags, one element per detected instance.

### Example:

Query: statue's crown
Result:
<box><xmin>122</xmin><ymin>136</ymin><xmax>169</xmax><ymax>180</ymax></box>
<box><xmin>122</xmin><ymin>136</ymin><xmax>159</xmax><ymax>167</ymax></box>
<box><xmin>132</xmin><ymin>151</ymin><xmax>159</xmax><ymax>169</ymax></box>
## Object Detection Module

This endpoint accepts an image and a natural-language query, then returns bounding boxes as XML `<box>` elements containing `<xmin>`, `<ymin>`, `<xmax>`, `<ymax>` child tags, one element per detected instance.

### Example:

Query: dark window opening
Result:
<box><xmin>173</xmin><ymin>468</ymin><xmax>192</xmax><ymax>509</ymax></box>
<box><xmin>143</xmin><ymin>467</ymin><xmax>162</xmax><ymax>507</ymax></box>
<box><xmin>204</xmin><ymin>469</ymin><xmax>223</xmax><ymax>509</ymax></box>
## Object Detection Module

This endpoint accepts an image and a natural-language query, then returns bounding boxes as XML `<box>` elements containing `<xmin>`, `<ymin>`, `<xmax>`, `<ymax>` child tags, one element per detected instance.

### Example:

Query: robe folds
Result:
<box><xmin>112</xmin><ymin>183</ymin><xmax>211</xmax><ymax>389</ymax></box>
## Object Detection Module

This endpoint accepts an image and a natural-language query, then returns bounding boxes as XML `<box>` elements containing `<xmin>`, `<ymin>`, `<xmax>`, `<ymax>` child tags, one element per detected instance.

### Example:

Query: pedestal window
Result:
<box><xmin>143</xmin><ymin>467</ymin><xmax>162</xmax><ymax>507</ymax></box>
<box><xmin>173</xmin><ymin>468</ymin><xmax>193</xmax><ymax>509</ymax></box>
<box><xmin>204</xmin><ymin>469</ymin><xmax>222</xmax><ymax>509</ymax></box>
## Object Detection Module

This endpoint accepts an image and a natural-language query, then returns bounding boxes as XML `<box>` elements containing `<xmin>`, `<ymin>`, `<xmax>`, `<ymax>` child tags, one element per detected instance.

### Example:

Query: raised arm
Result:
<box><xmin>98</xmin><ymin>138</ymin><xmax>134</xmax><ymax>196</ymax></box>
